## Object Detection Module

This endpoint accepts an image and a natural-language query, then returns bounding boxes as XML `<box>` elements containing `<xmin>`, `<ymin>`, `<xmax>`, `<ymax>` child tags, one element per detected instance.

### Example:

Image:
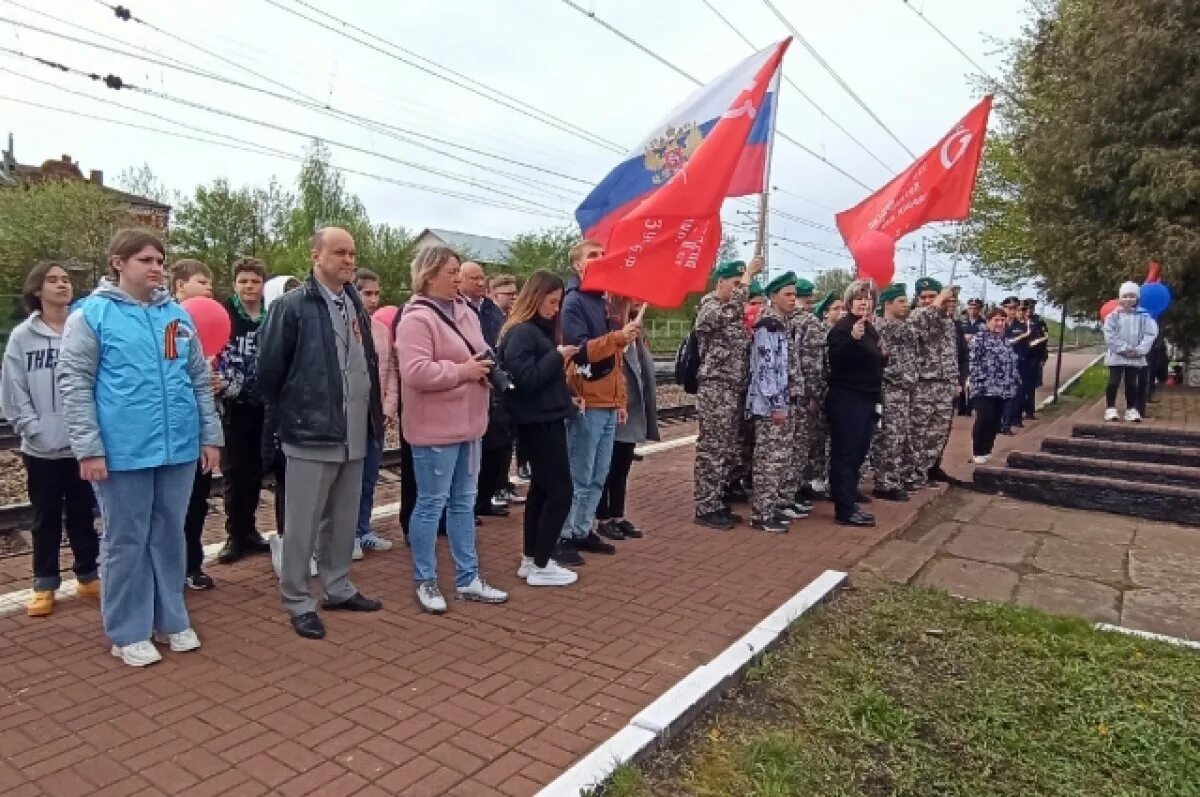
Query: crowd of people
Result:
<box><xmin>0</xmin><ymin>227</ymin><xmax>666</xmax><ymax>665</ymax></box>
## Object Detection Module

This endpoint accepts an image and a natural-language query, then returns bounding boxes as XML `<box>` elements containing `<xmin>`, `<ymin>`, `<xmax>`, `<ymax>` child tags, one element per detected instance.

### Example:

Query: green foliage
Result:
<box><xmin>0</xmin><ymin>180</ymin><xmax>134</xmax><ymax>291</ymax></box>
<box><xmin>814</xmin><ymin>267</ymin><xmax>853</xmax><ymax>298</ymax></box>
<box><xmin>506</xmin><ymin>226</ymin><xmax>577</xmax><ymax>279</ymax></box>
<box><xmin>357</xmin><ymin>222</ymin><xmax>416</xmax><ymax>305</ymax></box>
<box><xmin>115</xmin><ymin>163</ymin><xmax>172</xmax><ymax>205</ymax></box>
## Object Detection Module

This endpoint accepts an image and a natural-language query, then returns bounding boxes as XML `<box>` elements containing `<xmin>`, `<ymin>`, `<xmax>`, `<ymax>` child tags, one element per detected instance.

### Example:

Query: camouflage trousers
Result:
<box><xmin>911</xmin><ymin>379</ymin><xmax>956</xmax><ymax>482</ymax></box>
<box><xmin>872</xmin><ymin>383</ymin><xmax>917</xmax><ymax>490</ymax></box>
<box><xmin>789</xmin><ymin>401</ymin><xmax>817</xmax><ymax>499</ymax></box>
<box><xmin>731</xmin><ymin>415</ymin><xmax>756</xmax><ymax>489</ymax></box>
<box><xmin>805</xmin><ymin>404</ymin><xmax>830</xmax><ymax>487</ymax></box>
<box><xmin>694</xmin><ymin>383</ymin><xmax>743</xmax><ymax>514</ymax></box>
<box><xmin>753</xmin><ymin>413</ymin><xmax>796</xmax><ymax>518</ymax></box>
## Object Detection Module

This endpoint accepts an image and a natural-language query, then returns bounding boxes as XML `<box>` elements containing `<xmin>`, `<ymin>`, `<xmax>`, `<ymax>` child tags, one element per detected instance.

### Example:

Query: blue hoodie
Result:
<box><xmin>58</xmin><ymin>279</ymin><xmax>223</xmax><ymax>471</ymax></box>
<box><xmin>1</xmin><ymin>313</ymin><xmax>72</xmax><ymax>459</ymax></box>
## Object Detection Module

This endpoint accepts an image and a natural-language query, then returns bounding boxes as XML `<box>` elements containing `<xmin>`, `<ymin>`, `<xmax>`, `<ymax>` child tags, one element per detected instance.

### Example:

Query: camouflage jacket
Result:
<box><xmin>783</xmin><ymin>309</ymin><xmax>808</xmax><ymax>400</ymax></box>
<box><xmin>790</xmin><ymin>310</ymin><xmax>825</xmax><ymax>401</ymax></box>
<box><xmin>876</xmin><ymin>316</ymin><xmax>918</xmax><ymax>389</ymax></box>
<box><xmin>909</xmin><ymin>306</ymin><xmax>958</xmax><ymax>382</ymax></box>
<box><xmin>694</xmin><ymin>284</ymin><xmax>749</xmax><ymax>388</ymax></box>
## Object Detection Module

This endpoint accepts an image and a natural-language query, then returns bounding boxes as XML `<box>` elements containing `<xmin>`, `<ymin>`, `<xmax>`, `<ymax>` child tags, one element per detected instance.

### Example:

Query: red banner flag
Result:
<box><xmin>580</xmin><ymin>40</ymin><xmax>791</xmax><ymax>307</ymax></box>
<box><xmin>836</xmin><ymin>95</ymin><xmax>993</xmax><ymax>247</ymax></box>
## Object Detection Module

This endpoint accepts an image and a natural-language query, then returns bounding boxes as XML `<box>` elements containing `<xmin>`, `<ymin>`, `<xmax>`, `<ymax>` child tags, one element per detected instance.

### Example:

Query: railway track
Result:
<box><xmin>0</xmin><ymin>403</ymin><xmax>697</xmax><ymax>539</ymax></box>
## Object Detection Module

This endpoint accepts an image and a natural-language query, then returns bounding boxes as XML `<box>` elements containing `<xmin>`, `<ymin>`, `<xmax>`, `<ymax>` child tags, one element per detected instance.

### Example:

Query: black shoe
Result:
<box><xmin>812</xmin><ymin>488</ymin><xmax>832</xmax><ymax>501</ymax></box>
<box><xmin>903</xmin><ymin>481</ymin><xmax>918</xmax><ymax>491</ymax></box>
<box><xmin>322</xmin><ymin>592</ymin><xmax>382</xmax><ymax>612</ymax></box>
<box><xmin>244</xmin><ymin>533</ymin><xmax>272</xmax><ymax>554</ymax></box>
<box><xmin>567</xmin><ymin>532</ymin><xmax>616</xmax><ymax>555</ymax></box>
<box><xmin>872</xmin><ymin>487</ymin><xmax>909</xmax><ymax>502</ymax></box>
<box><xmin>928</xmin><ymin>467</ymin><xmax>954</xmax><ymax>484</ymax></box>
<box><xmin>1025</xmin><ymin>413</ymin><xmax>1038</xmax><ymax>421</ymax></box>
<box><xmin>632</xmin><ymin>453</ymin><xmax>644</xmax><ymax>462</ymax></box>
<box><xmin>792</xmin><ymin>498</ymin><xmax>814</xmax><ymax>513</ymax></box>
<box><xmin>855</xmin><ymin>491</ymin><xmax>872</xmax><ymax>504</ymax></box>
<box><xmin>614</xmin><ymin>519</ymin><xmax>644</xmax><ymax>539</ymax></box>
<box><xmin>751</xmin><ymin>514</ymin><xmax>788</xmax><ymax>533</ymax></box>
<box><xmin>553</xmin><ymin>542</ymin><xmax>585</xmax><ymax>566</ymax></box>
<box><xmin>216</xmin><ymin>537</ymin><xmax>245</xmax><ymax>565</ymax></box>
<box><xmin>719</xmin><ymin>508</ymin><xmax>745</xmax><ymax>525</ymax></box>
<box><xmin>290</xmin><ymin>612</ymin><xmax>326</xmax><ymax>640</ymax></box>
<box><xmin>596</xmin><ymin>520</ymin><xmax>626</xmax><ymax>541</ymax></box>
<box><xmin>185</xmin><ymin>570</ymin><xmax>215</xmax><ymax>591</ymax></box>
<box><xmin>837</xmin><ymin>511</ymin><xmax>876</xmax><ymax>527</ymax></box>
<box><xmin>723</xmin><ymin>483</ymin><xmax>750</xmax><ymax>503</ymax></box>
<box><xmin>798</xmin><ymin>484</ymin><xmax>816</xmax><ymax>500</ymax></box>
<box><xmin>694</xmin><ymin>511</ymin><xmax>734</xmax><ymax>530</ymax></box>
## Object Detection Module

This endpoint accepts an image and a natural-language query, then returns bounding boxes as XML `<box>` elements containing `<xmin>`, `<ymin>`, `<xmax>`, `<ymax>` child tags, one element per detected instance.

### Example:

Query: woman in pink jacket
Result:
<box><xmin>395</xmin><ymin>246</ymin><xmax>508</xmax><ymax>615</ymax></box>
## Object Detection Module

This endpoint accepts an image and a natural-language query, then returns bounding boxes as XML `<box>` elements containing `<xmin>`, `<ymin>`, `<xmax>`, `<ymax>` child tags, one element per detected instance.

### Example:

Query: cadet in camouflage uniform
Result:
<box><xmin>871</xmin><ymin>283</ymin><xmax>917</xmax><ymax>500</ymax></box>
<box><xmin>802</xmin><ymin>292</ymin><xmax>842</xmax><ymax>498</ymax></box>
<box><xmin>908</xmin><ymin>278</ymin><xmax>959</xmax><ymax>487</ymax></box>
<box><xmin>787</xmin><ymin>278</ymin><xmax>822</xmax><ymax>508</ymax></box>
<box><xmin>729</xmin><ymin>280</ymin><xmax>766</xmax><ymax>502</ymax></box>
<box><xmin>693</xmin><ymin>257</ymin><xmax>763</xmax><ymax>530</ymax></box>
<box><xmin>747</xmin><ymin>273</ymin><xmax>800</xmax><ymax>533</ymax></box>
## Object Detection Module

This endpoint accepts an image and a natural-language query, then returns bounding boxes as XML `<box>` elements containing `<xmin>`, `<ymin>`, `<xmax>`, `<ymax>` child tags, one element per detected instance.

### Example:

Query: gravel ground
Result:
<box><xmin>0</xmin><ymin>452</ymin><xmax>26</xmax><ymax>506</ymax></box>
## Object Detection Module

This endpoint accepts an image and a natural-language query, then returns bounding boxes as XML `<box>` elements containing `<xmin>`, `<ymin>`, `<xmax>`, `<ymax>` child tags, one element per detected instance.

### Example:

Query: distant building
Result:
<box><xmin>413</xmin><ymin>227</ymin><xmax>512</xmax><ymax>267</ymax></box>
<box><xmin>0</xmin><ymin>134</ymin><xmax>171</xmax><ymax>229</ymax></box>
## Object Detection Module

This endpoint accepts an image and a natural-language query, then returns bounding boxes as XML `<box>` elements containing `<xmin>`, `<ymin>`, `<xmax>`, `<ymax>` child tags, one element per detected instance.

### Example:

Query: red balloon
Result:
<box><xmin>373</xmin><ymin>305</ymin><xmax>398</xmax><ymax>331</ymax></box>
<box><xmin>1146</xmin><ymin>260</ymin><xmax>1161</xmax><ymax>284</ymax></box>
<box><xmin>850</xmin><ymin>230</ymin><xmax>896</xmax><ymax>287</ymax></box>
<box><xmin>181</xmin><ymin>297</ymin><xmax>232</xmax><ymax>358</ymax></box>
<box><xmin>1099</xmin><ymin>298</ymin><xmax>1119</xmax><ymax>321</ymax></box>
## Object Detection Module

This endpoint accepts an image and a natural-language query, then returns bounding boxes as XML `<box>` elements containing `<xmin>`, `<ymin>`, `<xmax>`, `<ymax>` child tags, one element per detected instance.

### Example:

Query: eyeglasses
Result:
<box><xmin>585</xmin><ymin>250</ymin><xmax>604</xmax><ymax>260</ymax></box>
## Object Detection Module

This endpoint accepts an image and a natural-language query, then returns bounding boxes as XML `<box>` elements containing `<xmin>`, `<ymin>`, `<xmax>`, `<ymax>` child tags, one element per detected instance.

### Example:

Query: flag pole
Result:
<box><xmin>755</xmin><ymin>191</ymin><xmax>769</xmax><ymax>264</ymax></box>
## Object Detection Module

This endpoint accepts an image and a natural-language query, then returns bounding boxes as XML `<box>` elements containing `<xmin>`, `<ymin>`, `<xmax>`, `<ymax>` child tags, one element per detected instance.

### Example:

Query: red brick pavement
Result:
<box><xmin>0</xmin><ymin>439</ymin><xmax>944</xmax><ymax>797</ymax></box>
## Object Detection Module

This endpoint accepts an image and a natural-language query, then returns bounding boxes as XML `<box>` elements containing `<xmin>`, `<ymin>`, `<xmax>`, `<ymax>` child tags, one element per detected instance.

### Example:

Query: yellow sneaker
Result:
<box><xmin>76</xmin><ymin>580</ymin><xmax>101</xmax><ymax>603</ymax></box>
<box><xmin>26</xmin><ymin>590</ymin><xmax>54</xmax><ymax>617</ymax></box>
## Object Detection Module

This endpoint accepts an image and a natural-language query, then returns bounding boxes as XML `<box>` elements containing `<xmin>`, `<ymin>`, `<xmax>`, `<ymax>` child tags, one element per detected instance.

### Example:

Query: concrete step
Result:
<box><xmin>1072</xmin><ymin>422</ymin><xmax>1200</xmax><ymax>448</ymax></box>
<box><xmin>1006</xmin><ymin>451</ymin><xmax>1200</xmax><ymax>490</ymax></box>
<box><xmin>972</xmin><ymin>465</ymin><xmax>1200</xmax><ymax>526</ymax></box>
<box><xmin>1041</xmin><ymin>436</ymin><xmax>1200</xmax><ymax>468</ymax></box>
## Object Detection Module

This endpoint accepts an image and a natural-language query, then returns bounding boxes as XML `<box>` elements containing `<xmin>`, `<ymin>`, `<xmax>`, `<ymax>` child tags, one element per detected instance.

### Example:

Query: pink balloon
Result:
<box><xmin>850</xmin><ymin>230</ymin><xmax>896</xmax><ymax>287</ymax></box>
<box><xmin>181</xmin><ymin>297</ymin><xmax>232</xmax><ymax>358</ymax></box>
<box><xmin>373</xmin><ymin>305</ymin><xmax>398</xmax><ymax>331</ymax></box>
<box><xmin>1099</xmin><ymin>298</ymin><xmax>1119</xmax><ymax>322</ymax></box>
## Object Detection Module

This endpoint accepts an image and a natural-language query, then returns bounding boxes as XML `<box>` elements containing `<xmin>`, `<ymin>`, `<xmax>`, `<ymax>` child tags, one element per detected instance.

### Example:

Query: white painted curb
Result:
<box><xmin>1095</xmin><ymin>622</ymin><xmax>1200</xmax><ymax>651</ymax></box>
<box><xmin>1039</xmin><ymin>353</ymin><xmax>1104</xmax><ymax>409</ymax></box>
<box><xmin>536</xmin><ymin>569</ymin><xmax>847</xmax><ymax>797</ymax></box>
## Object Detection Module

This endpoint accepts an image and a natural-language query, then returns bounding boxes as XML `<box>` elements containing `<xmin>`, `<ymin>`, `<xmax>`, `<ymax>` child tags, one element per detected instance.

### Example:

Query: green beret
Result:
<box><xmin>879</xmin><ymin>282</ymin><xmax>907</xmax><ymax>305</ymax></box>
<box><xmin>712</xmin><ymin>260</ymin><xmax>745</xmax><ymax>281</ymax></box>
<box><xmin>748</xmin><ymin>280</ymin><xmax>765</xmax><ymax>298</ymax></box>
<box><xmin>914</xmin><ymin>277</ymin><xmax>942</xmax><ymax>295</ymax></box>
<box><xmin>813</xmin><ymin>291</ymin><xmax>836</xmax><ymax>319</ymax></box>
<box><xmin>794</xmin><ymin>277</ymin><xmax>815</xmax><ymax>297</ymax></box>
<box><xmin>765</xmin><ymin>271</ymin><xmax>798</xmax><ymax>296</ymax></box>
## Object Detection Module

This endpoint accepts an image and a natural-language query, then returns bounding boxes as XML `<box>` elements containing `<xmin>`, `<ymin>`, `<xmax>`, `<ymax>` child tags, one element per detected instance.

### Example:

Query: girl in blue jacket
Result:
<box><xmin>58</xmin><ymin>230</ymin><xmax>224</xmax><ymax>668</ymax></box>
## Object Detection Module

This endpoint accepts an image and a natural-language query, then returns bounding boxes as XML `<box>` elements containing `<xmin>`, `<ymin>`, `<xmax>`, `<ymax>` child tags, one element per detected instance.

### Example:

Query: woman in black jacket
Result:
<box><xmin>497</xmin><ymin>271</ymin><xmax>582</xmax><ymax>587</ymax></box>
<box><xmin>826</xmin><ymin>280</ymin><xmax>885</xmax><ymax>528</ymax></box>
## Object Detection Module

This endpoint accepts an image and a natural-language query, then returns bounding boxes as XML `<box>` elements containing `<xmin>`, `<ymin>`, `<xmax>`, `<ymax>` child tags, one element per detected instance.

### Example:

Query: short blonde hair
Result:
<box><xmin>568</xmin><ymin>238</ymin><xmax>603</xmax><ymax>267</ymax></box>
<box><xmin>410</xmin><ymin>245</ymin><xmax>461</xmax><ymax>295</ymax></box>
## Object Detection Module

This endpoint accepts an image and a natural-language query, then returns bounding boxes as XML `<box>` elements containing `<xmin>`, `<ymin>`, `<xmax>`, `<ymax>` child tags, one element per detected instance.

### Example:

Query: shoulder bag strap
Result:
<box><xmin>412</xmin><ymin>298</ymin><xmax>479</xmax><ymax>356</ymax></box>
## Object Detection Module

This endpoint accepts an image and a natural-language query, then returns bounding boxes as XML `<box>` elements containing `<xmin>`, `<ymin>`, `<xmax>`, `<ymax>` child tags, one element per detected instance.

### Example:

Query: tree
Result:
<box><xmin>506</xmin><ymin>226</ymin><xmax>576</xmax><ymax>279</ymax></box>
<box><xmin>116</xmin><ymin>163</ymin><xmax>172</xmax><ymax>205</ymax></box>
<box><xmin>814</xmin><ymin>268</ymin><xmax>853</xmax><ymax>298</ymax></box>
<box><xmin>0</xmin><ymin>180</ymin><xmax>133</xmax><ymax>292</ymax></box>
<box><xmin>358</xmin><ymin>222</ymin><xmax>415</xmax><ymax>304</ymax></box>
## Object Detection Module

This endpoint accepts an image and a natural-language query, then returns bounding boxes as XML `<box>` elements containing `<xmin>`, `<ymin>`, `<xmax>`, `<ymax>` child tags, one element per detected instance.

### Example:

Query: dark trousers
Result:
<box><xmin>1106</xmin><ymin>366</ymin><xmax>1141</xmax><ymax>409</ymax></box>
<box><xmin>184</xmin><ymin>463</ymin><xmax>212</xmax><ymax>573</ymax></box>
<box><xmin>971</xmin><ymin>396</ymin><xmax>1005</xmax><ymax>457</ymax></box>
<box><xmin>24</xmin><ymin>454</ymin><xmax>98</xmax><ymax>590</ymax></box>
<box><xmin>1019</xmin><ymin>359</ymin><xmax>1039</xmax><ymax>417</ymax></box>
<box><xmin>826</xmin><ymin>386</ymin><xmax>877</xmax><ymax>522</ymax></box>
<box><xmin>1137</xmin><ymin>365</ymin><xmax>1150</xmax><ymax>415</ymax></box>
<box><xmin>475</xmin><ymin>444</ymin><xmax>510</xmax><ymax>514</ymax></box>
<box><xmin>221</xmin><ymin>402</ymin><xmax>265</xmax><ymax>541</ymax></box>
<box><xmin>517</xmin><ymin>421</ymin><xmax>573</xmax><ymax>567</ymax></box>
<box><xmin>596</xmin><ymin>440</ymin><xmax>637</xmax><ymax>520</ymax></box>
<box><xmin>956</xmin><ymin>377</ymin><xmax>972</xmax><ymax>415</ymax></box>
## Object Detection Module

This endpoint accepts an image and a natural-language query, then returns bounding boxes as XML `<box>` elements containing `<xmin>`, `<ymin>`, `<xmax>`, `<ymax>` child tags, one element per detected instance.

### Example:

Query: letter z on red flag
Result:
<box><xmin>836</xmin><ymin>95</ymin><xmax>993</xmax><ymax>246</ymax></box>
<box><xmin>579</xmin><ymin>39</ymin><xmax>791</xmax><ymax>307</ymax></box>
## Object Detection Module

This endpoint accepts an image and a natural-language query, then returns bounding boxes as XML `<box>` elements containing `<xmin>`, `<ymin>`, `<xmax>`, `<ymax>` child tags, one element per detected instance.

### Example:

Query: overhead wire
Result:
<box><xmin>900</xmin><ymin>1</ymin><xmax>998</xmax><ymax>83</ymax></box>
<box><xmin>759</xmin><ymin>0</ymin><xmax>916</xmax><ymax>158</ymax></box>
<box><xmin>697</xmin><ymin>0</ymin><xmax>897</xmax><ymax>174</ymax></box>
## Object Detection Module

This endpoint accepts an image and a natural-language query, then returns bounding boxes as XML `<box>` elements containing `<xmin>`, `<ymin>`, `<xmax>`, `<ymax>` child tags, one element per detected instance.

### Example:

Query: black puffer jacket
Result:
<box><xmin>257</xmin><ymin>274</ymin><xmax>383</xmax><ymax>448</ymax></box>
<box><xmin>498</xmin><ymin>316</ymin><xmax>575</xmax><ymax>425</ymax></box>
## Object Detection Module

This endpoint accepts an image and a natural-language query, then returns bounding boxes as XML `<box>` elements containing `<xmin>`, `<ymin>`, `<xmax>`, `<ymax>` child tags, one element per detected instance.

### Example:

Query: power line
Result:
<box><xmin>759</xmin><ymin>0</ymin><xmax>916</xmax><ymax>158</ymax></box>
<box><xmin>697</xmin><ymin>0</ymin><xmax>896</xmax><ymax>174</ymax></box>
<box><xmin>556</xmin><ymin>0</ymin><xmax>875</xmax><ymax>192</ymax></box>
<box><xmin>0</xmin><ymin>92</ymin><xmax>569</xmax><ymax>219</ymax></box>
<box><xmin>900</xmin><ymin>1</ymin><xmax>998</xmax><ymax>82</ymax></box>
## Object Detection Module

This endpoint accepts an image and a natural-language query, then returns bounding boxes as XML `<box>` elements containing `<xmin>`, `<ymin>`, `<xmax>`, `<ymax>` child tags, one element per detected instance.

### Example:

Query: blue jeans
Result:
<box><xmin>93</xmin><ymin>463</ymin><xmax>194</xmax><ymax>647</ymax></box>
<box><xmin>356</xmin><ymin>436</ymin><xmax>383</xmax><ymax>539</ymax></box>
<box><xmin>409</xmin><ymin>441</ymin><xmax>479</xmax><ymax>588</ymax></box>
<box><xmin>561</xmin><ymin>408</ymin><xmax>617</xmax><ymax>540</ymax></box>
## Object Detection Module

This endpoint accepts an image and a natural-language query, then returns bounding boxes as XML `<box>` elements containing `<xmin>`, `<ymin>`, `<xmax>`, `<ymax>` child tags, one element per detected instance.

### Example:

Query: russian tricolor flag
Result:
<box><xmin>577</xmin><ymin>39</ymin><xmax>790</xmax><ymax>307</ymax></box>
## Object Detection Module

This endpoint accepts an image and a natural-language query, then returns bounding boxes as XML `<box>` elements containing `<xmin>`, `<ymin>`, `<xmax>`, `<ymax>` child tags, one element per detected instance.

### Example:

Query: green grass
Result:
<box><xmin>1065</xmin><ymin>363</ymin><xmax>1109</xmax><ymax>400</ymax></box>
<box><xmin>602</xmin><ymin>583</ymin><xmax>1200</xmax><ymax>797</ymax></box>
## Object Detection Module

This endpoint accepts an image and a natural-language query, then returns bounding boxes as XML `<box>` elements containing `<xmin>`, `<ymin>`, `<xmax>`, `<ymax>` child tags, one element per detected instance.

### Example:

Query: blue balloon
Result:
<box><xmin>1140</xmin><ymin>282</ymin><xmax>1171</xmax><ymax>319</ymax></box>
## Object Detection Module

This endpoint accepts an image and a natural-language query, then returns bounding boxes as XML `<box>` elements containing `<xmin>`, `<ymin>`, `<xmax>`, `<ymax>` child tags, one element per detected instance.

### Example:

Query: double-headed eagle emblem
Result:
<box><xmin>643</xmin><ymin>123</ymin><xmax>704</xmax><ymax>184</ymax></box>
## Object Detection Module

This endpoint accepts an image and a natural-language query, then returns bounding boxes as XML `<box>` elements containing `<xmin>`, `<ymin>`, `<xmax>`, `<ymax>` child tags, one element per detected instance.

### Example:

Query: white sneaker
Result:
<box><xmin>309</xmin><ymin>556</ymin><xmax>318</xmax><ymax>577</ymax></box>
<box><xmin>352</xmin><ymin>538</ymin><xmax>364</xmax><ymax>561</ymax></box>
<box><xmin>1125</xmin><ymin>408</ymin><xmax>1142</xmax><ymax>422</ymax></box>
<box><xmin>111</xmin><ymin>640</ymin><xmax>162</xmax><ymax>667</ymax></box>
<box><xmin>526</xmin><ymin>561</ymin><xmax>578</xmax><ymax>587</ymax></box>
<box><xmin>971</xmin><ymin>455</ymin><xmax>990</xmax><ymax>465</ymax></box>
<box><xmin>810</xmin><ymin>479</ymin><xmax>829</xmax><ymax>493</ymax></box>
<box><xmin>456</xmin><ymin>576</ymin><xmax>508</xmax><ymax>604</ymax></box>
<box><xmin>1104</xmin><ymin>407</ymin><xmax>1120</xmax><ymax>421</ymax></box>
<box><xmin>360</xmin><ymin>532</ymin><xmax>393</xmax><ymax>552</ymax></box>
<box><xmin>416</xmin><ymin>581</ymin><xmax>447</xmax><ymax>614</ymax></box>
<box><xmin>516</xmin><ymin>556</ymin><xmax>534</xmax><ymax>579</ymax></box>
<box><xmin>153</xmin><ymin>628</ymin><xmax>201</xmax><ymax>652</ymax></box>
<box><xmin>269</xmin><ymin>535</ymin><xmax>283</xmax><ymax>579</ymax></box>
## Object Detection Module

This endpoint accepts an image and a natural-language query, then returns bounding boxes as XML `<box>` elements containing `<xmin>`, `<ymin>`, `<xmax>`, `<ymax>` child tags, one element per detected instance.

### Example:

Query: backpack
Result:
<box><xmin>675</xmin><ymin>325</ymin><xmax>702</xmax><ymax>394</ymax></box>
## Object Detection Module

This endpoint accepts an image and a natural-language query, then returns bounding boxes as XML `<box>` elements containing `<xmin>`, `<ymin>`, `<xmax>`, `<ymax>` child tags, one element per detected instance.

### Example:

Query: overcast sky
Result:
<box><xmin>1</xmin><ymin>0</ymin><xmax>1028</xmax><ymax>297</ymax></box>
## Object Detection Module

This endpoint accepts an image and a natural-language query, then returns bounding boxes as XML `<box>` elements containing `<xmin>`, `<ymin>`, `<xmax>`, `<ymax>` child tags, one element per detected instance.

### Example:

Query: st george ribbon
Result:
<box><xmin>576</xmin><ymin>39</ymin><xmax>791</xmax><ymax>307</ymax></box>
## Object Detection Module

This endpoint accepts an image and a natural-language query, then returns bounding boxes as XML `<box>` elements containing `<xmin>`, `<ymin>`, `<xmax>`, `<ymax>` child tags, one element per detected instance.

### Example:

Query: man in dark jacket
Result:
<box><xmin>257</xmin><ymin>227</ymin><xmax>384</xmax><ymax>640</ymax></box>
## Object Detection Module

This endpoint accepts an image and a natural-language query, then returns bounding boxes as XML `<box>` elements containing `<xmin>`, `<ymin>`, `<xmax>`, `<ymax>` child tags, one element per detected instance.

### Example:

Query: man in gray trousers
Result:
<box><xmin>257</xmin><ymin>227</ymin><xmax>385</xmax><ymax>639</ymax></box>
